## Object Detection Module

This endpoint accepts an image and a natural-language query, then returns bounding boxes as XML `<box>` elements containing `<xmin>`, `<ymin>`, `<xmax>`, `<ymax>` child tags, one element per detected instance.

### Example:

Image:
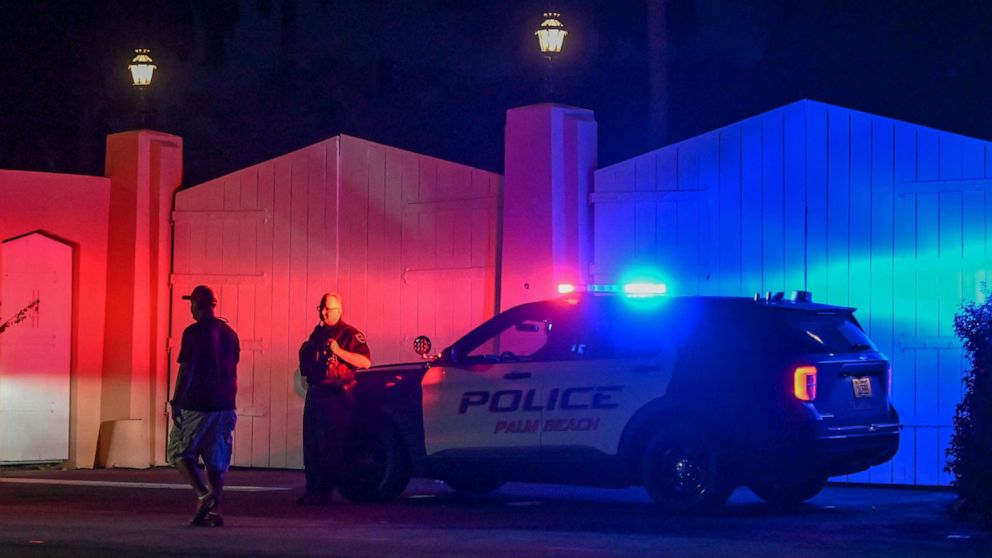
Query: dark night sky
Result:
<box><xmin>2</xmin><ymin>1</ymin><xmax>992</xmax><ymax>186</ymax></box>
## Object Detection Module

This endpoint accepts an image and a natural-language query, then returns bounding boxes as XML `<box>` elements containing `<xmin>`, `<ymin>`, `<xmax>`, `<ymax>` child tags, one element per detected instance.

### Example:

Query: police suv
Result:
<box><xmin>337</xmin><ymin>286</ymin><xmax>901</xmax><ymax>512</ymax></box>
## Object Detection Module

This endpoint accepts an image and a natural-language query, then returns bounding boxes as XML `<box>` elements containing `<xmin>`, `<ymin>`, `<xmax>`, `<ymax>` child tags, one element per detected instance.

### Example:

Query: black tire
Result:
<box><xmin>750</xmin><ymin>476</ymin><xmax>827</xmax><ymax>506</ymax></box>
<box><xmin>641</xmin><ymin>425</ymin><xmax>733</xmax><ymax>513</ymax></box>
<box><xmin>443</xmin><ymin>476</ymin><xmax>505</xmax><ymax>495</ymax></box>
<box><xmin>338</xmin><ymin>424</ymin><xmax>411</xmax><ymax>503</ymax></box>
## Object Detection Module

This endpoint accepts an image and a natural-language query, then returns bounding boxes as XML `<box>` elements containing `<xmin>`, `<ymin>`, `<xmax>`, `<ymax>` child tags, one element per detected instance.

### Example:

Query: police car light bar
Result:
<box><xmin>557</xmin><ymin>283</ymin><xmax>577</xmax><ymax>294</ymax></box>
<box><xmin>558</xmin><ymin>283</ymin><xmax>668</xmax><ymax>297</ymax></box>
<box><xmin>622</xmin><ymin>282</ymin><xmax>668</xmax><ymax>296</ymax></box>
<box><xmin>586</xmin><ymin>284</ymin><xmax>619</xmax><ymax>293</ymax></box>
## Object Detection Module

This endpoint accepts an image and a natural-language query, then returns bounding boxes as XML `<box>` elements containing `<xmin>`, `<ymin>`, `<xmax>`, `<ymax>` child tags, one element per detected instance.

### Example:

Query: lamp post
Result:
<box><xmin>535</xmin><ymin>12</ymin><xmax>567</xmax><ymax>99</ymax></box>
<box><xmin>128</xmin><ymin>48</ymin><xmax>157</xmax><ymax>128</ymax></box>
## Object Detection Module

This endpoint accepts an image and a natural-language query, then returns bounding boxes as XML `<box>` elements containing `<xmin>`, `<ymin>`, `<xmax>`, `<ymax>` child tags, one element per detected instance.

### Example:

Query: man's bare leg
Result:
<box><xmin>206</xmin><ymin>469</ymin><xmax>226</xmax><ymax>512</ymax></box>
<box><xmin>176</xmin><ymin>457</ymin><xmax>209</xmax><ymax>497</ymax></box>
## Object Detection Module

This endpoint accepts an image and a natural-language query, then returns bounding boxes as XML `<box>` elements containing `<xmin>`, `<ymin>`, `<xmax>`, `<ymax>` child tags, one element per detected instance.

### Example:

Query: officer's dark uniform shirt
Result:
<box><xmin>175</xmin><ymin>317</ymin><xmax>240</xmax><ymax>411</ymax></box>
<box><xmin>302</xmin><ymin>321</ymin><xmax>370</xmax><ymax>386</ymax></box>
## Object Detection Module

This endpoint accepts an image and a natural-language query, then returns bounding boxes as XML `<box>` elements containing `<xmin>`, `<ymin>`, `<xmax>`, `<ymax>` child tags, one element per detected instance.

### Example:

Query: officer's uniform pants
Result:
<box><xmin>302</xmin><ymin>384</ymin><xmax>352</xmax><ymax>495</ymax></box>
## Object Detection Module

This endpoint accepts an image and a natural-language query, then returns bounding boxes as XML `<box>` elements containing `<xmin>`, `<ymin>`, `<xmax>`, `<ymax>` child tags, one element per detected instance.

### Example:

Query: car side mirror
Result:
<box><xmin>413</xmin><ymin>335</ymin><xmax>433</xmax><ymax>359</ymax></box>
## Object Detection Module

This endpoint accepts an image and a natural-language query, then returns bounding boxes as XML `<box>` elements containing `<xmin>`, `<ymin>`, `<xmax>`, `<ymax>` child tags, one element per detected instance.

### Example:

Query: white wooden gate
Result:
<box><xmin>170</xmin><ymin>135</ymin><xmax>500</xmax><ymax>468</ymax></box>
<box><xmin>0</xmin><ymin>232</ymin><xmax>72</xmax><ymax>463</ymax></box>
<box><xmin>592</xmin><ymin>100</ymin><xmax>992</xmax><ymax>485</ymax></box>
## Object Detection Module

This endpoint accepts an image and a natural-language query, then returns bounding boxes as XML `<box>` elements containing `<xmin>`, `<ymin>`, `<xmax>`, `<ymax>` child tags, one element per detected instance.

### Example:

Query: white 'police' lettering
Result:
<box><xmin>458</xmin><ymin>386</ymin><xmax>622</xmax><ymax>414</ymax></box>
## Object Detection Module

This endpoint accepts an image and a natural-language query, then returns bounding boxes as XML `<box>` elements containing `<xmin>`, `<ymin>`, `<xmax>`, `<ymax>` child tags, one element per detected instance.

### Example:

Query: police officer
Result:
<box><xmin>298</xmin><ymin>292</ymin><xmax>371</xmax><ymax>504</ymax></box>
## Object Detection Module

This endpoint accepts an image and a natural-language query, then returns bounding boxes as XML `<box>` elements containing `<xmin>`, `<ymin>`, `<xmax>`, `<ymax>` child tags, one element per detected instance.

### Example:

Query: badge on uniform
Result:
<box><xmin>355</xmin><ymin>331</ymin><xmax>366</xmax><ymax>344</ymax></box>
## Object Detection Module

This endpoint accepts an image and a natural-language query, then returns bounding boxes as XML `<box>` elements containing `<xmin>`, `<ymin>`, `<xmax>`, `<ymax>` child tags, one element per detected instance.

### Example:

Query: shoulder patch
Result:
<box><xmin>355</xmin><ymin>331</ymin><xmax>366</xmax><ymax>344</ymax></box>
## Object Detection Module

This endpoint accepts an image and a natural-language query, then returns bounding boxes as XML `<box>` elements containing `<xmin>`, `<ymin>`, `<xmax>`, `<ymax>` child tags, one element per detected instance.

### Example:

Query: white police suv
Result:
<box><xmin>337</xmin><ymin>286</ymin><xmax>901</xmax><ymax>512</ymax></box>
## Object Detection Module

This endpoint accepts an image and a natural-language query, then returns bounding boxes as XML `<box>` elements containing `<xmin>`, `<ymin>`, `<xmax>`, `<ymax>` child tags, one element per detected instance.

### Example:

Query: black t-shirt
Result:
<box><xmin>175</xmin><ymin>317</ymin><xmax>239</xmax><ymax>411</ymax></box>
<box><xmin>302</xmin><ymin>321</ymin><xmax>371</xmax><ymax>385</ymax></box>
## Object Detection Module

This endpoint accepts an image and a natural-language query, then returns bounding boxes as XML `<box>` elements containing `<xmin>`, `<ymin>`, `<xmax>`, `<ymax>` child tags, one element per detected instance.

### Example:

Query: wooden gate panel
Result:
<box><xmin>173</xmin><ymin>136</ymin><xmax>499</xmax><ymax>469</ymax></box>
<box><xmin>761</xmin><ymin>111</ymin><xmax>786</xmax><ymax>297</ymax></box>
<box><xmin>0</xmin><ymin>233</ymin><xmax>72</xmax><ymax>463</ymax></box>
<box><xmin>592</xmin><ymin>100</ymin><xmax>992</xmax><ymax>486</ymax></box>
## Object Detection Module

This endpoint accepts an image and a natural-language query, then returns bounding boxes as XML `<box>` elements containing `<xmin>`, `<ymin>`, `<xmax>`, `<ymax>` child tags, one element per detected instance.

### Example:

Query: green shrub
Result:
<box><xmin>948</xmin><ymin>289</ymin><xmax>992</xmax><ymax>524</ymax></box>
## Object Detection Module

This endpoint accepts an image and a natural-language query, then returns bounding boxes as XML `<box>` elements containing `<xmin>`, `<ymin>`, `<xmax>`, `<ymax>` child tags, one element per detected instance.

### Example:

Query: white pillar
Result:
<box><xmin>102</xmin><ymin>130</ymin><xmax>183</xmax><ymax>466</ymax></box>
<box><xmin>500</xmin><ymin>104</ymin><xmax>597</xmax><ymax>310</ymax></box>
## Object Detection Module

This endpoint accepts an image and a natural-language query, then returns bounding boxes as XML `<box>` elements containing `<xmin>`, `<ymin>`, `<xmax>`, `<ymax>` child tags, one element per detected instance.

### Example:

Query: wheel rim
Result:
<box><xmin>652</xmin><ymin>442</ymin><xmax>709</xmax><ymax>501</ymax></box>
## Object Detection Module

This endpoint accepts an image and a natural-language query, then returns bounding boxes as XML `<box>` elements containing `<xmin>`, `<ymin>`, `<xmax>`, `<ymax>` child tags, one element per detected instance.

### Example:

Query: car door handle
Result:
<box><xmin>504</xmin><ymin>371</ymin><xmax>531</xmax><ymax>380</ymax></box>
<box><xmin>632</xmin><ymin>365</ymin><xmax>662</xmax><ymax>373</ymax></box>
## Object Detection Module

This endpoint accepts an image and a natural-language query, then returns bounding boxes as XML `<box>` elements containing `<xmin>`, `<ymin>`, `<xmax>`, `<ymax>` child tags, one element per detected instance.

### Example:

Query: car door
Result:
<box><xmin>421</xmin><ymin>302</ymin><xmax>577</xmax><ymax>455</ymax></box>
<box><xmin>539</xmin><ymin>298</ymin><xmax>677</xmax><ymax>455</ymax></box>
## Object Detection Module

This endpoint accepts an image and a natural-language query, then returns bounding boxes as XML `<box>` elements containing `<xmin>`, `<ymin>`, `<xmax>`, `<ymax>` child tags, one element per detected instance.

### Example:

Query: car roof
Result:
<box><xmin>501</xmin><ymin>294</ymin><xmax>856</xmax><ymax>319</ymax></box>
<box><xmin>574</xmin><ymin>293</ymin><xmax>854</xmax><ymax>313</ymax></box>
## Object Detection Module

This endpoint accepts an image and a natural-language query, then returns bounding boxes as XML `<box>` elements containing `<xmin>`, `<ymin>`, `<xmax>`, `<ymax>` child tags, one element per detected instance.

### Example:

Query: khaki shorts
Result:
<box><xmin>167</xmin><ymin>409</ymin><xmax>237</xmax><ymax>472</ymax></box>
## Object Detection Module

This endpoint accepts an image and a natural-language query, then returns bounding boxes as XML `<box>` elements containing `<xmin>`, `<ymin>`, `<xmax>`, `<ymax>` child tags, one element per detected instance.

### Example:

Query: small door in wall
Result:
<box><xmin>0</xmin><ymin>232</ymin><xmax>72</xmax><ymax>463</ymax></box>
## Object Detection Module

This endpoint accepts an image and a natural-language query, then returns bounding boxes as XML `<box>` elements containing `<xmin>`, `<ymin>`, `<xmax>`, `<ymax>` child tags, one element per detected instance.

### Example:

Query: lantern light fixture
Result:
<box><xmin>535</xmin><ymin>12</ymin><xmax>568</xmax><ymax>56</ymax></box>
<box><xmin>128</xmin><ymin>48</ymin><xmax>156</xmax><ymax>87</ymax></box>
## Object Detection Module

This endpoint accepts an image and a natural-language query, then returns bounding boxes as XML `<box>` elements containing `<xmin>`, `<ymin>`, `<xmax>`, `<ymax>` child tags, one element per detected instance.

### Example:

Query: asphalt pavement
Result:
<box><xmin>0</xmin><ymin>466</ymin><xmax>988</xmax><ymax>557</ymax></box>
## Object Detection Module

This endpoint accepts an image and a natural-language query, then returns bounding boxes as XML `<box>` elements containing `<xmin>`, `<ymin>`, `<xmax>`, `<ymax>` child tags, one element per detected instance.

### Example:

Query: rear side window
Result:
<box><xmin>785</xmin><ymin>311</ymin><xmax>876</xmax><ymax>353</ymax></box>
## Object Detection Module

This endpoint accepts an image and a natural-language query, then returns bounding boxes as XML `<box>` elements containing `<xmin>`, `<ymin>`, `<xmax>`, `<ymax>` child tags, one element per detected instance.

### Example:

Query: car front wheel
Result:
<box><xmin>641</xmin><ymin>426</ymin><xmax>732</xmax><ymax>513</ymax></box>
<box><xmin>338</xmin><ymin>424</ymin><xmax>411</xmax><ymax>503</ymax></box>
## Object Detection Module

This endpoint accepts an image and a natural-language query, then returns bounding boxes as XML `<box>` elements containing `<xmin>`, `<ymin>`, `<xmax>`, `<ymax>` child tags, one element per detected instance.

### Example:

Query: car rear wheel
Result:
<box><xmin>338</xmin><ymin>424</ymin><xmax>411</xmax><ymax>503</ymax></box>
<box><xmin>641</xmin><ymin>426</ymin><xmax>732</xmax><ymax>513</ymax></box>
<box><xmin>443</xmin><ymin>476</ymin><xmax>505</xmax><ymax>495</ymax></box>
<box><xmin>750</xmin><ymin>476</ymin><xmax>827</xmax><ymax>506</ymax></box>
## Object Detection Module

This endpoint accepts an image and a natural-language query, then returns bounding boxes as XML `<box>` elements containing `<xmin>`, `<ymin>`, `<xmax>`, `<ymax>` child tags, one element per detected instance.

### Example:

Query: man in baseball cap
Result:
<box><xmin>168</xmin><ymin>284</ymin><xmax>239</xmax><ymax>526</ymax></box>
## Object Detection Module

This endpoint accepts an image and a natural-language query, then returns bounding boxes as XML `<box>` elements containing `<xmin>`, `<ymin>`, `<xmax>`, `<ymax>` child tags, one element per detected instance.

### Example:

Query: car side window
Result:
<box><xmin>462</xmin><ymin>305</ymin><xmax>581</xmax><ymax>363</ymax></box>
<box><xmin>681</xmin><ymin>306</ymin><xmax>752</xmax><ymax>354</ymax></box>
<box><xmin>468</xmin><ymin>319</ymin><xmax>548</xmax><ymax>359</ymax></box>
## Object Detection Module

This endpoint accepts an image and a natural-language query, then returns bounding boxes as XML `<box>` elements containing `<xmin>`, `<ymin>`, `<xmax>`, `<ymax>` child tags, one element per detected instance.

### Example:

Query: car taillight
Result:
<box><xmin>887</xmin><ymin>364</ymin><xmax>892</xmax><ymax>400</ymax></box>
<box><xmin>794</xmin><ymin>366</ymin><xmax>817</xmax><ymax>401</ymax></box>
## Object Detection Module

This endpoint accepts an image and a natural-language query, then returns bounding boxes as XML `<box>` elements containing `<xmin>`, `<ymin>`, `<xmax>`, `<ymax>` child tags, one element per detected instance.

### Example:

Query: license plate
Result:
<box><xmin>852</xmin><ymin>377</ymin><xmax>873</xmax><ymax>398</ymax></box>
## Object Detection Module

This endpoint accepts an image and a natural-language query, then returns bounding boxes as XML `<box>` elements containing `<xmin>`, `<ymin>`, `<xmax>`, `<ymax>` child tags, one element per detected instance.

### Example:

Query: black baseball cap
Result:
<box><xmin>182</xmin><ymin>285</ymin><xmax>217</xmax><ymax>306</ymax></box>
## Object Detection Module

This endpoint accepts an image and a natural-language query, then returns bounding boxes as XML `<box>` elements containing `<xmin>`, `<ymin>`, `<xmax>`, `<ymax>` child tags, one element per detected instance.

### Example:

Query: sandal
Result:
<box><xmin>189</xmin><ymin>492</ymin><xmax>217</xmax><ymax>526</ymax></box>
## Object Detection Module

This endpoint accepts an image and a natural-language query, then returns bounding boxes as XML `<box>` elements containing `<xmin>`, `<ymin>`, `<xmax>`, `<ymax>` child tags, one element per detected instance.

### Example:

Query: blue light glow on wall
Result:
<box><xmin>592</xmin><ymin>99</ymin><xmax>992</xmax><ymax>486</ymax></box>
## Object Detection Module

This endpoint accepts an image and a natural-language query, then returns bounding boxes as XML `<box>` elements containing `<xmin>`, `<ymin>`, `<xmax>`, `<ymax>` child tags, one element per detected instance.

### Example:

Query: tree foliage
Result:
<box><xmin>948</xmin><ymin>289</ymin><xmax>992</xmax><ymax>523</ymax></box>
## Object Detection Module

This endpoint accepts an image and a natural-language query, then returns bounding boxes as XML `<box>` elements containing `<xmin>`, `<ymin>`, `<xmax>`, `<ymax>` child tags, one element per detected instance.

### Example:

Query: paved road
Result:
<box><xmin>0</xmin><ymin>467</ymin><xmax>988</xmax><ymax>557</ymax></box>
